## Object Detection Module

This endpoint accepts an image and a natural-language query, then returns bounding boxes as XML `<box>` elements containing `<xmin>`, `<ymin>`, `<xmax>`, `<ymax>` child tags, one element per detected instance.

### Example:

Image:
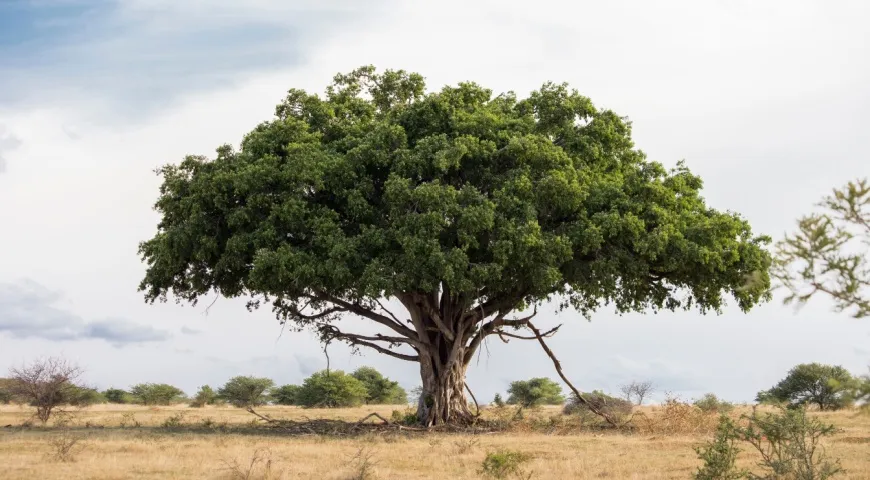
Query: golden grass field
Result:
<box><xmin>1</xmin><ymin>403</ymin><xmax>869</xmax><ymax>479</ymax></box>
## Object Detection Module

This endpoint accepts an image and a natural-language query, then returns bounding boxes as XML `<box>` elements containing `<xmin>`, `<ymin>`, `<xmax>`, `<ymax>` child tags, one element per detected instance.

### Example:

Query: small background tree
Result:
<box><xmin>693</xmin><ymin>393</ymin><xmax>734</xmax><ymax>414</ymax></box>
<box><xmin>563</xmin><ymin>390</ymin><xmax>633</xmax><ymax>422</ymax></box>
<box><xmin>757</xmin><ymin>363</ymin><xmax>853</xmax><ymax>411</ymax></box>
<box><xmin>619</xmin><ymin>380</ymin><xmax>655</xmax><ymax>405</ymax></box>
<box><xmin>296</xmin><ymin>370</ymin><xmax>368</xmax><ymax>408</ymax></box>
<box><xmin>7</xmin><ymin>357</ymin><xmax>85</xmax><ymax>424</ymax></box>
<box><xmin>190</xmin><ymin>385</ymin><xmax>219</xmax><ymax>407</ymax></box>
<box><xmin>0</xmin><ymin>378</ymin><xmax>19</xmax><ymax>404</ymax></box>
<box><xmin>129</xmin><ymin>383</ymin><xmax>185</xmax><ymax>406</ymax></box>
<box><xmin>351</xmin><ymin>367</ymin><xmax>408</xmax><ymax>404</ymax></box>
<box><xmin>103</xmin><ymin>388</ymin><xmax>132</xmax><ymax>404</ymax></box>
<box><xmin>271</xmin><ymin>384</ymin><xmax>302</xmax><ymax>405</ymax></box>
<box><xmin>506</xmin><ymin>378</ymin><xmax>565</xmax><ymax>407</ymax></box>
<box><xmin>218</xmin><ymin>376</ymin><xmax>275</xmax><ymax>408</ymax></box>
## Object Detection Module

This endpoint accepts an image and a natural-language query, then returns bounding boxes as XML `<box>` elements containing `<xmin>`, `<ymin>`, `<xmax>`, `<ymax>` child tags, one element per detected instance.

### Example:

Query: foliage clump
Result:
<box><xmin>190</xmin><ymin>385</ymin><xmax>219</xmax><ymax>407</ymax></box>
<box><xmin>295</xmin><ymin>370</ymin><xmax>368</xmax><ymax>408</ymax></box>
<box><xmin>351</xmin><ymin>367</ymin><xmax>408</xmax><ymax>404</ymax></box>
<box><xmin>129</xmin><ymin>383</ymin><xmax>186</xmax><ymax>406</ymax></box>
<box><xmin>218</xmin><ymin>376</ymin><xmax>275</xmax><ymax>408</ymax></box>
<box><xmin>506</xmin><ymin>378</ymin><xmax>564</xmax><ymax>407</ymax></box>
<box><xmin>479</xmin><ymin>450</ymin><xmax>533</xmax><ymax>479</ymax></box>
<box><xmin>694</xmin><ymin>393</ymin><xmax>735</xmax><ymax>414</ymax></box>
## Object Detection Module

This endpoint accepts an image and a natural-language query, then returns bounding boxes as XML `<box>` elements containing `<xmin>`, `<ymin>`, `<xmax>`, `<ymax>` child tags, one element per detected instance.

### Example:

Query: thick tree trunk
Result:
<box><xmin>417</xmin><ymin>347</ymin><xmax>474</xmax><ymax>426</ymax></box>
<box><xmin>396</xmin><ymin>291</ymin><xmax>481</xmax><ymax>426</ymax></box>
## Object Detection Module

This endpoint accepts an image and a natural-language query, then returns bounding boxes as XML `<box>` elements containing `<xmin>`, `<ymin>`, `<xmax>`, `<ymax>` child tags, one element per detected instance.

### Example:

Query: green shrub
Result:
<box><xmin>351</xmin><ymin>367</ymin><xmax>408</xmax><ymax>404</ymax></box>
<box><xmin>217</xmin><ymin>376</ymin><xmax>274</xmax><ymax>408</ymax></box>
<box><xmin>757</xmin><ymin>363</ymin><xmax>853</xmax><ymax>411</ymax></box>
<box><xmin>694</xmin><ymin>407</ymin><xmax>844</xmax><ymax>480</ymax></box>
<box><xmin>693</xmin><ymin>416</ymin><xmax>746</xmax><ymax>480</ymax></box>
<box><xmin>271</xmin><ymin>384</ymin><xmax>302</xmax><ymax>405</ymax></box>
<box><xmin>296</xmin><ymin>370</ymin><xmax>368</xmax><ymax>408</ymax></box>
<box><xmin>506</xmin><ymin>378</ymin><xmax>564</xmax><ymax>407</ymax></box>
<box><xmin>390</xmin><ymin>407</ymin><xmax>418</xmax><ymax>425</ymax></box>
<box><xmin>103</xmin><ymin>388</ymin><xmax>132</xmax><ymax>404</ymax></box>
<box><xmin>694</xmin><ymin>393</ymin><xmax>735</xmax><ymax>414</ymax></box>
<box><xmin>129</xmin><ymin>383</ymin><xmax>185</xmax><ymax>406</ymax></box>
<box><xmin>563</xmin><ymin>390</ymin><xmax>633</xmax><ymax>421</ymax></box>
<box><xmin>190</xmin><ymin>385</ymin><xmax>218</xmax><ymax>407</ymax></box>
<box><xmin>0</xmin><ymin>378</ymin><xmax>19</xmax><ymax>404</ymax></box>
<box><xmin>479</xmin><ymin>449</ymin><xmax>533</xmax><ymax>479</ymax></box>
<box><xmin>68</xmin><ymin>386</ymin><xmax>105</xmax><ymax>407</ymax></box>
<box><xmin>493</xmin><ymin>393</ymin><xmax>505</xmax><ymax>407</ymax></box>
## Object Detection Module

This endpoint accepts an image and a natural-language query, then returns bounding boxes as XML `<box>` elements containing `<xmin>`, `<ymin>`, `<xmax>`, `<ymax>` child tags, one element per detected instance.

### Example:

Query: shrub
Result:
<box><xmin>103</xmin><ymin>388</ymin><xmax>132</xmax><ymax>404</ymax></box>
<box><xmin>351</xmin><ymin>367</ymin><xmax>408</xmax><ymax>404</ymax></box>
<box><xmin>563</xmin><ymin>390</ymin><xmax>633</xmax><ymax>421</ymax></box>
<box><xmin>218</xmin><ymin>376</ymin><xmax>275</xmax><ymax>408</ymax></box>
<box><xmin>693</xmin><ymin>416</ymin><xmax>746</xmax><ymax>480</ymax></box>
<box><xmin>190</xmin><ymin>385</ymin><xmax>218</xmax><ymax>407</ymax></box>
<box><xmin>695</xmin><ymin>407</ymin><xmax>844</xmax><ymax>479</ymax></box>
<box><xmin>694</xmin><ymin>393</ymin><xmax>735</xmax><ymax>414</ymax></box>
<box><xmin>506</xmin><ymin>378</ymin><xmax>564</xmax><ymax>407</ymax></box>
<box><xmin>492</xmin><ymin>393</ymin><xmax>505</xmax><ymax>407</ymax></box>
<box><xmin>479</xmin><ymin>450</ymin><xmax>533</xmax><ymax>479</ymax></box>
<box><xmin>0</xmin><ymin>378</ymin><xmax>19</xmax><ymax>404</ymax></box>
<box><xmin>271</xmin><ymin>384</ymin><xmax>301</xmax><ymax>405</ymax></box>
<box><xmin>296</xmin><ymin>370</ymin><xmax>368</xmax><ymax>408</ymax></box>
<box><xmin>129</xmin><ymin>383</ymin><xmax>185</xmax><ymax>405</ymax></box>
<box><xmin>390</xmin><ymin>407</ymin><xmax>418</xmax><ymax>425</ymax></box>
<box><xmin>757</xmin><ymin>363</ymin><xmax>853</xmax><ymax>411</ymax></box>
<box><xmin>68</xmin><ymin>386</ymin><xmax>105</xmax><ymax>407</ymax></box>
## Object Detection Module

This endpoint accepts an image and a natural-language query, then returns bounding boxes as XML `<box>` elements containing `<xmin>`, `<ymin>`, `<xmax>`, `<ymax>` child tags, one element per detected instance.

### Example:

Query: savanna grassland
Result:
<box><xmin>1</xmin><ymin>403</ymin><xmax>869</xmax><ymax>479</ymax></box>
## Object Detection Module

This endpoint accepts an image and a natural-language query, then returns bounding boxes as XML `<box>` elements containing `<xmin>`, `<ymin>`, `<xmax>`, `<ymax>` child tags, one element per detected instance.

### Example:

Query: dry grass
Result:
<box><xmin>1</xmin><ymin>403</ymin><xmax>869</xmax><ymax>479</ymax></box>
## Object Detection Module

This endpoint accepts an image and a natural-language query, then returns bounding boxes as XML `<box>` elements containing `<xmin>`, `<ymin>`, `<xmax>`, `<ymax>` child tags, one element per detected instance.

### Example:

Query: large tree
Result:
<box><xmin>138</xmin><ymin>66</ymin><xmax>771</xmax><ymax>426</ymax></box>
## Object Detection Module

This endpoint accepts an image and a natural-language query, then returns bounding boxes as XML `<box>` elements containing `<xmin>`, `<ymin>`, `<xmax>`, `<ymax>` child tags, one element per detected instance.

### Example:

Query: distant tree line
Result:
<box><xmin>3</xmin><ymin>356</ymin><xmax>868</xmax><ymax>426</ymax></box>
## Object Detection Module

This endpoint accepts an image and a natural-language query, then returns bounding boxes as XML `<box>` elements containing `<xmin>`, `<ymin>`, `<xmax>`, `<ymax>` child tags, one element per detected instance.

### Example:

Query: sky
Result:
<box><xmin>1</xmin><ymin>0</ymin><xmax>869</xmax><ymax>404</ymax></box>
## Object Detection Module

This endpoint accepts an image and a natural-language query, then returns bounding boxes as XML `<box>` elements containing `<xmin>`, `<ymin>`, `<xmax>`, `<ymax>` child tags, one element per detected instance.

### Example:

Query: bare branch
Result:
<box><xmin>319</xmin><ymin>325</ymin><xmax>420</xmax><ymax>362</ymax></box>
<box><xmin>313</xmin><ymin>291</ymin><xmax>419</xmax><ymax>338</ymax></box>
<box><xmin>525</xmin><ymin>322</ymin><xmax>619</xmax><ymax>428</ymax></box>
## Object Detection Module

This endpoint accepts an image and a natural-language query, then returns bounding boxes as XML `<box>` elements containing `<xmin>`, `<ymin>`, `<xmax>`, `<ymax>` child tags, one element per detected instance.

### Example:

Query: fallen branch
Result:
<box><xmin>355</xmin><ymin>412</ymin><xmax>391</xmax><ymax>427</ymax></box>
<box><xmin>526</xmin><ymin>321</ymin><xmax>619</xmax><ymax>428</ymax></box>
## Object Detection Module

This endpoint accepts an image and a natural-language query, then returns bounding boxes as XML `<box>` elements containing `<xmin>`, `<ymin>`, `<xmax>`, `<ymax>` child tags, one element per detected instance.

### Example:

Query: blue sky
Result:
<box><xmin>0</xmin><ymin>0</ymin><xmax>869</xmax><ymax>403</ymax></box>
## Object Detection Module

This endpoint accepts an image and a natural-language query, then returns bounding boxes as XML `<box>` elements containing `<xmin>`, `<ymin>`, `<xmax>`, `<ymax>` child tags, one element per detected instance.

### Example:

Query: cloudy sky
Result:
<box><xmin>1</xmin><ymin>0</ymin><xmax>869</xmax><ymax>403</ymax></box>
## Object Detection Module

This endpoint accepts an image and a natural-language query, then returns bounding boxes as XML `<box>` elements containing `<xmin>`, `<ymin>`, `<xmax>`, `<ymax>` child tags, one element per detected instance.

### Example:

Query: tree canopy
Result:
<box><xmin>506</xmin><ymin>377</ymin><xmax>565</xmax><ymax>407</ymax></box>
<box><xmin>138</xmin><ymin>66</ymin><xmax>772</xmax><ymax>425</ymax></box>
<box><xmin>351</xmin><ymin>366</ymin><xmax>408</xmax><ymax>404</ymax></box>
<box><xmin>295</xmin><ymin>370</ymin><xmax>368</xmax><ymax>408</ymax></box>
<box><xmin>757</xmin><ymin>363</ymin><xmax>853</xmax><ymax>411</ymax></box>
<box><xmin>217</xmin><ymin>376</ymin><xmax>275</xmax><ymax>408</ymax></box>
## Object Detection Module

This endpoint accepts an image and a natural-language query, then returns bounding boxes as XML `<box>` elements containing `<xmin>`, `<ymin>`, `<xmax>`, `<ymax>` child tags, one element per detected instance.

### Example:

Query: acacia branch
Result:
<box><xmin>526</xmin><ymin>321</ymin><xmax>619</xmax><ymax>428</ymax></box>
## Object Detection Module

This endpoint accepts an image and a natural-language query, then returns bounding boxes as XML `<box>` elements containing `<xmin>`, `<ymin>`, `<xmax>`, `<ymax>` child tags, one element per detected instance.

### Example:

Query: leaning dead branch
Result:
<box><xmin>526</xmin><ymin>321</ymin><xmax>620</xmax><ymax>428</ymax></box>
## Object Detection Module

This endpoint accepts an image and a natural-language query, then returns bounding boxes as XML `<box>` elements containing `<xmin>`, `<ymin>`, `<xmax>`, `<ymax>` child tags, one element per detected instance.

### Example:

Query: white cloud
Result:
<box><xmin>1</xmin><ymin>0</ymin><xmax>869</xmax><ymax>401</ymax></box>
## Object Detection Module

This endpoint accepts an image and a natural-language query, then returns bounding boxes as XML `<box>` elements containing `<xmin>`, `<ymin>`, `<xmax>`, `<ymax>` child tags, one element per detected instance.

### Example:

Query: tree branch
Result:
<box><xmin>526</xmin><ymin>321</ymin><xmax>619</xmax><ymax>428</ymax></box>
<box><xmin>496</xmin><ymin>324</ymin><xmax>561</xmax><ymax>341</ymax></box>
<box><xmin>319</xmin><ymin>325</ymin><xmax>421</xmax><ymax>362</ymax></box>
<box><xmin>312</xmin><ymin>290</ymin><xmax>418</xmax><ymax>338</ymax></box>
